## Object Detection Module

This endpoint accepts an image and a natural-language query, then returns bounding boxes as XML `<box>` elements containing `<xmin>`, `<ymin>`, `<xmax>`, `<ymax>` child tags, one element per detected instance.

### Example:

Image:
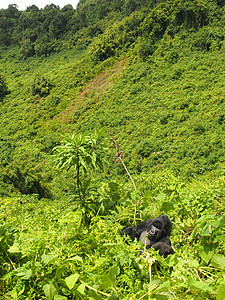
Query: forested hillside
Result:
<box><xmin>0</xmin><ymin>0</ymin><xmax>225</xmax><ymax>299</ymax></box>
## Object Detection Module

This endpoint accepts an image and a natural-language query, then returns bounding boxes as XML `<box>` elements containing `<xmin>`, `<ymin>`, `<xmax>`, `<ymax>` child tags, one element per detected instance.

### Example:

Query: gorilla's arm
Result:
<box><xmin>139</xmin><ymin>231</ymin><xmax>171</xmax><ymax>247</ymax></box>
<box><xmin>152</xmin><ymin>242</ymin><xmax>175</xmax><ymax>257</ymax></box>
<box><xmin>139</xmin><ymin>230</ymin><xmax>151</xmax><ymax>247</ymax></box>
<box><xmin>157</xmin><ymin>236</ymin><xmax>171</xmax><ymax>246</ymax></box>
<box><xmin>121</xmin><ymin>227</ymin><xmax>139</xmax><ymax>240</ymax></box>
<box><xmin>122</xmin><ymin>218</ymin><xmax>154</xmax><ymax>240</ymax></box>
<box><xmin>134</xmin><ymin>218</ymin><xmax>154</xmax><ymax>236</ymax></box>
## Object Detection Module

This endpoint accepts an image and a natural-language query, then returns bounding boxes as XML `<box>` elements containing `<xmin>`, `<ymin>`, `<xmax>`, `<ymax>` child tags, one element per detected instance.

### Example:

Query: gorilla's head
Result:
<box><xmin>147</xmin><ymin>215</ymin><xmax>172</xmax><ymax>242</ymax></box>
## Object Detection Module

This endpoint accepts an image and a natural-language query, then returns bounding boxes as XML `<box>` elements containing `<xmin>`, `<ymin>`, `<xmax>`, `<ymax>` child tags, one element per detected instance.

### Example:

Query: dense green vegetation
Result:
<box><xmin>0</xmin><ymin>0</ymin><xmax>224</xmax><ymax>298</ymax></box>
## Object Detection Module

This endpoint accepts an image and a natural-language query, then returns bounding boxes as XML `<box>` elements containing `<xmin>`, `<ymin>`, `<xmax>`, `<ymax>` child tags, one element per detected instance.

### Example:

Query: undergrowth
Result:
<box><xmin>0</xmin><ymin>171</ymin><xmax>224</xmax><ymax>299</ymax></box>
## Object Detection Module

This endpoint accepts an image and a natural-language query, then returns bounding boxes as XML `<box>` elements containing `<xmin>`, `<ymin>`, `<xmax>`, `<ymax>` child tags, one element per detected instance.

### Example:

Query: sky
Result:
<box><xmin>0</xmin><ymin>0</ymin><xmax>80</xmax><ymax>10</ymax></box>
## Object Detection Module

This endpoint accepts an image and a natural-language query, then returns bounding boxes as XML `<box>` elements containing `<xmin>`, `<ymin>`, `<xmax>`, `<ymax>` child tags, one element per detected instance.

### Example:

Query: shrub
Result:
<box><xmin>31</xmin><ymin>73</ymin><xmax>53</xmax><ymax>97</ymax></box>
<box><xmin>0</xmin><ymin>74</ymin><xmax>9</xmax><ymax>99</ymax></box>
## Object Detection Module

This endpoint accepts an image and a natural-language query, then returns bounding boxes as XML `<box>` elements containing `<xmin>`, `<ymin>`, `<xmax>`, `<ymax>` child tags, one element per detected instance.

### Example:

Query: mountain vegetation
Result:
<box><xmin>0</xmin><ymin>0</ymin><xmax>224</xmax><ymax>298</ymax></box>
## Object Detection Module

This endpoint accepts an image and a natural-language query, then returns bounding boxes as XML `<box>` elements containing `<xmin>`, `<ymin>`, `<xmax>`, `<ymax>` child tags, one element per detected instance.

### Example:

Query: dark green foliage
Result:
<box><xmin>0</xmin><ymin>223</ymin><xmax>17</xmax><ymax>276</ymax></box>
<box><xmin>171</xmin><ymin>0</ymin><xmax>211</xmax><ymax>29</ymax></box>
<box><xmin>31</xmin><ymin>73</ymin><xmax>53</xmax><ymax>97</ymax></box>
<box><xmin>0</xmin><ymin>74</ymin><xmax>9</xmax><ymax>98</ymax></box>
<box><xmin>0</xmin><ymin>137</ymin><xmax>14</xmax><ymax>167</ymax></box>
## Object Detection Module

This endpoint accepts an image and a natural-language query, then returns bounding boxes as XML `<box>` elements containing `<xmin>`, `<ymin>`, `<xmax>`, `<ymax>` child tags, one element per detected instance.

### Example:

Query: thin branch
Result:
<box><xmin>84</xmin><ymin>283</ymin><xmax>111</xmax><ymax>297</ymax></box>
<box><xmin>112</xmin><ymin>137</ymin><xmax>137</xmax><ymax>191</ymax></box>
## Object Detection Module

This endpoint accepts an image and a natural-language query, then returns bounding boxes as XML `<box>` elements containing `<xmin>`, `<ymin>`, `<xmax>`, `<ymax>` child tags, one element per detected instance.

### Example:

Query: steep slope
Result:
<box><xmin>0</xmin><ymin>0</ymin><xmax>224</xmax><ymax>196</ymax></box>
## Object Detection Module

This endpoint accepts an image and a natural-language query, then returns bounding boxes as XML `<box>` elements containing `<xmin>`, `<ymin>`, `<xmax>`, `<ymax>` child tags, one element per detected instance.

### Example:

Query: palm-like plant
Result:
<box><xmin>53</xmin><ymin>129</ymin><xmax>106</xmax><ymax>202</ymax></box>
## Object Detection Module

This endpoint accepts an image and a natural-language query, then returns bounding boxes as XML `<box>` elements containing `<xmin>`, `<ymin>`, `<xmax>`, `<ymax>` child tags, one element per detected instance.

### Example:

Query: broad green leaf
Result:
<box><xmin>201</xmin><ymin>223</ymin><xmax>211</xmax><ymax>236</ymax></box>
<box><xmin>15</xmin><ymin>268</ymin><xmax>32</xmax><ymax>279</ymax></box>
<box><xmin>101</xmin><ymin>266</ymin><xmax>120</xmax><ymax>289</ymax></box>
<box><xmin>65</xmin><ymin>273</ymin><xmax>80</xmax><ymax>290</ymax></box>
<box><xmin>68</xmin><ymin>255</ymin><xmax>83</xmax><ymax>263</ymax></box>
<box><xmin>5</xmin><ymin>287</ymin><xmax>18</xmax><ymax>299</ymax></box>
<box><xmin>108</xmin><ymin>293</ymin><xmax>119</xmax><ymax>300</ymax></box>
<box><xmin>54</xmin><ymin>295</ymin><xmax>67</xmax><ymax>300</ymax></box>
<box><xmin>199</xmin><ymin>244</ymin><xmax>214</xmax><ymax>264</ymax></box>
<box><xmin>152</xmin><ymin>293</ymin><xmax>171</xmax><ymax>300</ymax></box>
<box><xmin>154</xmin><ymin>281</ymin><xmax>170</xmax><ymax>293</ymax></box>
<box><xmin>109</xmin><ymin>266</ymin><xmax>120</xmax><ymax>283</ymax></box>
<box><xmin>211</xmin><ymin>254</ymin><xmax>225</xmax><ymax>270</ymax></box>
<box><xmin>42</xmin><ymin>254</ymin><xmax>54</xmax><ymax>264</ymax></box>
<box><xmin>77</xmin><ymin>283</ymin><xmax>86</xmax><ymax>295</ymax></box>
<box><xmin>18</xmin><ymin>284</ymin><xmax>25</xmax><ymax>296</ymax></box>
<box><xmin>101</xmin><ymin>274</ymin><xmax>113</xmax><ymax>290</ymax></box>
<box><xmin>217</xmin><ymin>282</ymin><xmax>225</xmax><ymax>300</ymax></box>
<box><xmin>189</xmin><ymin>260</ymin><xmax>199</xmax><ymax>268</ymax></box>
<box><xmin>16</xmin><ymin>272</ymin><xmax>26</xmax><ymax>277</ymax></box>
<box><xmin>108</xmin><ymin>182</ymin><xmax>119</xmax><ymax>190</ymax></box>
<box><xmin>43</xmin><ymin>283</ymin><xmax>57</xmax><ymax>300</ymax></box>
<box><xmin>212</xmin><ymin>215</ymin><xmax>225</xmax><ymax>228</ymax></box>
<box><xmin>187</xmin><ymin>278</ymin><xmax>215</xmax><ymax>294</ymax></box>
<box><xmin>155</xmin><ymin>193</ymin><xmax>166</xmax><ymax>201</ymax></box>
<box><xmin>8</xmin><ymin>242</ymin><xmax>21</xmax><ymax>253</ymax></box>
<box><xmin>161</xmin><ymin>201</ymin><xmax>174</xmax><ymax>211</ymax></box>
<box><xmin>21</xmin><ymin>269</ymin><xmax>32</xmax><ymax>280</ymax></box>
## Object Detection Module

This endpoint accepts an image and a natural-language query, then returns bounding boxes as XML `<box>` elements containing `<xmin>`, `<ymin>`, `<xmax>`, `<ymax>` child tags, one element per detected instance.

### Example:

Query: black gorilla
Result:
<box><xmin>122</xmin><ymin>215</ymin><xmax>174</xmax><ymax>257</ymax></box>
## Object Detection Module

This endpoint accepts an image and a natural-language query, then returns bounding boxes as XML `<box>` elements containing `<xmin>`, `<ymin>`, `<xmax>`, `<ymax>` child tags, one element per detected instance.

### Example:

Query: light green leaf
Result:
<box><xmin>188</xmin><ymin>278</ymin><xmax>215</xmax><ymax>294</ymax></box>
<box><xmin>80</xmin><ymin>156</ymin><xmax>87</xmax><ymax>170</ymax></box>
<box><xmin>43</xmin><ymin>283</ymin><xmax>57</xmax><ymax>300</ymax></box>
<box><xmin>155</xmin><ymin>193</ymin><xmax>166</xmax><ymax>201</ymax></box>
<box><xmin>65</xmin><ymin>273</ymin><xmax>80</xmax><ymax>290</ymax></box>
<box><xmin>6</xmin><ymin>287</ymin><xmax>18</xmax><ymax>299</ymax></box>
<box><xmin>16</xmin><ymin>272</ymin><xmax>26</xmax><ymax>277</ymax></box>
<box><xmin>212</xmin><ymin>215</ymin><xmax>225</xmax><ymax>228</ymax></box>
<box><xmin>77</xmin><ymin>283</ymin><xmax>86</xmax><ymax>295</ymax></box>
<box><xmin>201</xmin><ymin>223</ymin><xmax>211</xmax><ymax>236</ymax></box>
<box><xmin>101</xmin><ymin>266</ymin><xmax>120</xmax><ymax>289</ymax></box>
<box><xmin>42</xmin><ymin>254</ymin><xmax>54</xmax><ymax>264</ymax></box>
<box><xmin>101</xmin><ymin>274</ymin><xmax>113</xmax><ymax>290</ymax></box>
<box><xmin>68</xmin><ymin>255</ymin><xmax>83</xmax><ymax>263</ymax></box>
<box><xmin>22</xmin><ymin>269</ymin><xmax>32</xmax><ymax>280</ymax></box>
<box><xmin>8</xmin><ymin>242</ymin><xmax>21</xmax><ymax>253</ymax></box>
<box><xmin>211</xmin><ymin>254</ymin><xmax>225</xmax><ymax>270</ymax></box>
<box><xmin>217</xmin><ymin>282</ymin><xmax>225</xmax><ymax>300</ymax></box>
<box><xmin>199</xmin><ymin>244</ymin><xmax>214</xmax><ymax>264</ymax></box>
<box><xmin>152</xmin><ymin>293</ymin><xmax>171</xmax><ymax>300</ymax></box>
<box><xmin>189</xmin><ymin>260</ymin><xmax>199</xmax><ymax>268</ymax></box>
<box><xmin>18</xmin><ymin>284</ymin><xmax>25</xmax><ymax>296</ymax></box>
<box><xmin>154</xmin><ymin>281</ymin><xmax>170</xmax><ymax>293</ymax></box>
<box><xmin>54</xmin><ymin>295</ymin><xmax>67</xmax><ymax>300</ymax></box>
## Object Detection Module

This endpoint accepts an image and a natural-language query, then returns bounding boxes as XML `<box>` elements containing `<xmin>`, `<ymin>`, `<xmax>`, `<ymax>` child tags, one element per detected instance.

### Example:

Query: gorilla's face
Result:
<box><xmin>148</xmin><ymin>221</ymin><xmax>163</xmax><ymax>242</ymax></box>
